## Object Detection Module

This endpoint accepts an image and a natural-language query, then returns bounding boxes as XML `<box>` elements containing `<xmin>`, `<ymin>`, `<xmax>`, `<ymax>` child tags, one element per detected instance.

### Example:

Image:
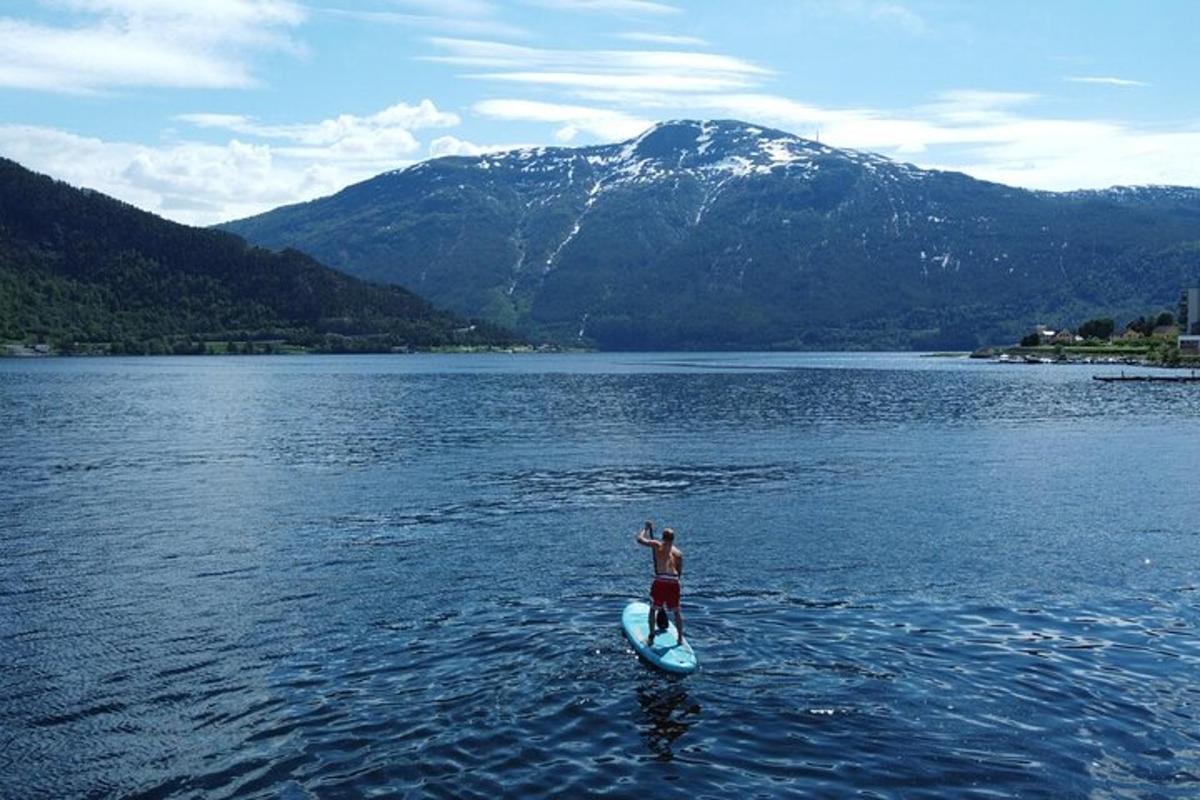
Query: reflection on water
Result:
<box><xmin>2</xmin><ymin>353</ymin><xmax>1200</xmax><ymax>798</ymax></box>
<box><xmin>636</xmin><ymin>683</ymin><xmax>701</xmax><ymax>762</ymax></box>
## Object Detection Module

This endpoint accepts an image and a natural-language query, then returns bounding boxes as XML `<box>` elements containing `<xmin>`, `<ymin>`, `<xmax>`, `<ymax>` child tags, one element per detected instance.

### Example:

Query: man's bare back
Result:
<box><xmin>652</xmin><ymin>541</ymin><xmax>682</xmax><ymax>577</ymax></box>
<box><xmin>635</xmin><ymin>522</ymin><xmax>685</xmax><ymax>644</ymax></box>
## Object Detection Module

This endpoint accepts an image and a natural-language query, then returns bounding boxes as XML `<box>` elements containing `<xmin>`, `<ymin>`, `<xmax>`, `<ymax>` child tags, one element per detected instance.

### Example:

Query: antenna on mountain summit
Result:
<box><xmin>815</xmin><ymin>127</ymin><xmax>820</xmax><ymax>143</ymax></box>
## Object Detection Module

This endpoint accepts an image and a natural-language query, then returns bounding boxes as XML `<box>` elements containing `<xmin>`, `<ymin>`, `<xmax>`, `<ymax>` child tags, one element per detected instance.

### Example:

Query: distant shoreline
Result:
<box><xmin>0</xmin><ymin>342</ymin><xmax>575</xmax><ymax>358</ymax></box>
<box><xmin>5</xmin><ymin>343</ymin><xmax>1197</xmax><ymax>366</ymax></box>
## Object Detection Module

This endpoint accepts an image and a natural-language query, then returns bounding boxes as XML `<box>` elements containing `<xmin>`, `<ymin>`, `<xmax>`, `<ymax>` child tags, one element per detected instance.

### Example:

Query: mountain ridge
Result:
<box><xmin>222</xmin><ymin>119</ymin><xmax>1200</xmax><ymax>350</ymax></box>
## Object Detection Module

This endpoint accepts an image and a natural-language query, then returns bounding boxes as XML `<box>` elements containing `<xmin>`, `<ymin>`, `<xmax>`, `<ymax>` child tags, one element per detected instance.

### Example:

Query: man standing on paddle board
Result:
<box><xmin>636</xmin><ymin>522</ymin><xmax>685</xmax><ymax>646</ymax></box>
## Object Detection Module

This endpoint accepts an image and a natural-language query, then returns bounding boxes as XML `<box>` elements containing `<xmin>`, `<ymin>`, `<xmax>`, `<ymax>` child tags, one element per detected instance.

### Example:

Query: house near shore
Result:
<box><xmin>1028</xmin><ymin>325</ymin><xmax>1083</xmax><ymax>345</ymax></box>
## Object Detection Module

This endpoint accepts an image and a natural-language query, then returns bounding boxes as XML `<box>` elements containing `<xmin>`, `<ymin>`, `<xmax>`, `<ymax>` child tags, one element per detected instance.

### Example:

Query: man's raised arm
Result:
<box><xmin>635</xmin><ymin>521</ymin><xmax>655</xmax><ymax>546</ymax></box>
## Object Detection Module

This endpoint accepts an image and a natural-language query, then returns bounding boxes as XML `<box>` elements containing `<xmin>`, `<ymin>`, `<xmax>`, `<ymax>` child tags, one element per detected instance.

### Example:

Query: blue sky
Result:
<box><xmin>2</xmin><ymin>0</ymin><xmax>1198</xmax><ymax>225</ymax></box>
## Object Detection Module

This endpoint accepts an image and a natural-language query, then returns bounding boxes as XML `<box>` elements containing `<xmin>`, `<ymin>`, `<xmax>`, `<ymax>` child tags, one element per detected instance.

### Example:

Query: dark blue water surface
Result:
<box><xmin>2</xmin><ymin>353</ymin><xmax>1199</xmax><ymax>798</ymax></box>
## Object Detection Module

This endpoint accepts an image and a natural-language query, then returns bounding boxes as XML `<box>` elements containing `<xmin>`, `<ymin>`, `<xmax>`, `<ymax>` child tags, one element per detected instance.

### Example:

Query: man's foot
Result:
<box><xmin>646</xmin><ymin>633</ymin><xmax>655</xmax><ymax>646</ymax></box>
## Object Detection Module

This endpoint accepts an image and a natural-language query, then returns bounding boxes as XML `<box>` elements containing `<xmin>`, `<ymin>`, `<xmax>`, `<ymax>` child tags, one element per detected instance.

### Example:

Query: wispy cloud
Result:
<box><xmin>325</xmin><ymin>0</ymin><xmax>529</xmax><ymax>39</ymax></box>
<box><xmin>806</xmin><ymin>0</ymin><xmax>928</xmax><ymax>35</ymax></box>
<box><xmin>522</xmin><ymin>0</ymin><xmax>680</xmax><ymax>15</ymax></box>
<box><xmin>473</xmin><ymin>99</ymin><xmax>651</xmax><ymax>141</ymax></box>
<box><xmin>616</xmin><ymin>32</ymin><xmax>708</xmax><ymax>46</ymax></box>
<box><xmin>325</xmin><ymin>9</ymin><xmax>529</xmax><ymax>39</ymax></box>
<box><xmin>390</xmin><ymin>0</ymin><xmax>500</xmax><ymax>16</ymax></box>
<box><xmin>863</xmin><ymin>1</ymin><xmax>927</xmax><ymax>34</ymax></box>
<box><xmin>474</xmin><ymin>71</ymin><xmax>754</xmax><ymax>92</ymax></box>
<box><xmin>0</xmin><ymin>1</ymin><xmax>305</xmax><ymax>92</ymax></box>
<box><xmin>1065</xmin><ymin>76</ymin><xmax>1149</xmax><ymax>87</ymax></box>
<box><xmin>427</xmin><ymin>37</ymin><xmax>769</xmax><ymax>93</ymax></box>
<box><xmin>917</xmin><ymin>90</ymin><xmax>1039</xmax><ymax>125</ymax></box>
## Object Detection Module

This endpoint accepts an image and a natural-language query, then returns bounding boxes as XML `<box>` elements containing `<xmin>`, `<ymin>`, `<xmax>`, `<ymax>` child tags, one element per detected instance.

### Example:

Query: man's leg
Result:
<box><xmin>647</xmin><ymin>604</ymin><xmax>657</xmax><ymax>644</ymax></box>
<box><xmin>672</xmin><ymin>607</ymin><xmax>684</xmax><ymax>644</ymax></box>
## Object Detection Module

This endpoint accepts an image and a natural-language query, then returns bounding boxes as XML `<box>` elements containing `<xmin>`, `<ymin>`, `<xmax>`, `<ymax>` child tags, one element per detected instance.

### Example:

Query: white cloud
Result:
<box><xmin>915</xmin><ymin>90</ymin><xmax>1039</xmax><ymax>125</ymax></box>
<box><xmin>390</xmin><ymin>0</ymin><xmax>499</xmax><ymax>16</ymax></box>
<box><xmin>327</xmin><ymin>10</ymin><xmax>529</xmax><ymax>38</ymax></box>
<box><xmin>554</xmin><ymin>125</ymin><xmax>580</xmax><ymax>143</ymax></box>
<box><xmin>422</xmin><ymin>38</ymin><xmax>543</xmax><ymax>68</ymax></box>
<box><xmin>428</xmin><ymin>135</ymin><xmax>487</xmax><ymax>157</ymax></box>
<box><xmin>0</xmin><ymin>0</ymin><xmax>305</xmax><ymax>92</ymax></box>
<box><xmin>0</xmin><ymin>99</ymin><xmax>469</xmax><ymax>225</ymax></box>
<box><xmin>522</xmin><ymin>0</ymin><xmax>680</xmax><ymax>15</ymax></box>
<box><xmin>427</xmin><ymin>37</ymin><xmax>769</xmax><ymax>95</ymax></box>
<box><xmin>54</xmin><ymin>0</ymin><xmax>305</xmax><ymax>28</ymax></box>
<box><xmin>428</xmin><ymin>37</ymin><xmax>766</xmax><ymax>74</ymax></box>
<box><xmin>617</xmin><ymin>32</ymin><xmax>708</xmax><ymax>46</ymax></box>
<box><xmin>931</xmin><ymin>124</ymin><xmax>1200</xmax><ymax>191</ymax></box>
<box><xmin>474</xmin><ymin>99</ymin><xmax>651</xmax><ymax>140</ymax></box>
<box><xmin>0</xmin><ymin>18</ymin><xmax>253</xmax><ymax>91</ymax></box>
<box><xmin>179</xmin><ymin>100</ymin><xmax>459</xmax><ymax>145</ymax></box>
<box><xmin>474</xmin><ymin>70</ymin><xmax>755</xmax><ymax>92</ymax></box>
<box><xmin>324</xmin><ymin>1</ymin><xmax>529</xmax><ymax>39</ymax></box>
<box><xmin>0</xmin><ymin>124</ymin><xmax>323</xmax><ymax>221</ymax></box>
<box><xmin>175</xmin><ymin>100</ymin><xmax>462</xmax><ymax>172</ymax></box>
<box><xmin>1065</xmin><ymin>76</ymin><xmax>1149</xmax><ymax>87</ymax></box>
<box><xmin>427</xmin><ymin>135</ymin><xmax>531</xmax><ymax>157</ymax></box>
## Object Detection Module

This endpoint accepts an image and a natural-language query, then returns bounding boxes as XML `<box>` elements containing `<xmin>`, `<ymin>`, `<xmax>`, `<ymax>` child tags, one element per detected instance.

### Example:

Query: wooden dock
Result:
<box><xmin>1093</xmin><ymin>371</ymin><xmax>1200</xmax><ymax>383</ymax></box>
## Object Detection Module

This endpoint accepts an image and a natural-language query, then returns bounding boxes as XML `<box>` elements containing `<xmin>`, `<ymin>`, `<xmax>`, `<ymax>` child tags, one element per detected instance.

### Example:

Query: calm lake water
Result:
<box><xmin>2</xmin><ymin>352</ymin><xmax>1199</xmax><ymax>798</ymax></box>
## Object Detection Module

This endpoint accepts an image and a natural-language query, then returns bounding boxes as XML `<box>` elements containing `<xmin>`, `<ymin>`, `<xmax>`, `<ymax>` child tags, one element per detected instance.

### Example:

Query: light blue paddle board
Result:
<box><xmin>622</xmin><ymin>601</ymin><xmax>697</xmax><ymax>674</ymax></box>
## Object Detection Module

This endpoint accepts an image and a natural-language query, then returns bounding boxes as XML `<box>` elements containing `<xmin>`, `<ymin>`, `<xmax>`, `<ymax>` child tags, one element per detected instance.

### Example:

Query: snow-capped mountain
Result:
<box><xmin>222</xmin><ymin>120</ymin><xmax>1200</xmax><ymax>349</ymax></box>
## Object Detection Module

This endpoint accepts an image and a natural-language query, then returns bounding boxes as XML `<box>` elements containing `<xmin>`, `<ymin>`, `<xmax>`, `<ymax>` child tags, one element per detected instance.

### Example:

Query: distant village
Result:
<box><xmin>982</xmin><ymin>287</ymin><xmax>1200</xmax><ymax>366</ymax></box>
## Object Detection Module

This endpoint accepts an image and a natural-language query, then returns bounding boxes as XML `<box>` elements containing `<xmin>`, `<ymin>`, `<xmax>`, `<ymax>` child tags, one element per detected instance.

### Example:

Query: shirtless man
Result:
<box><xmin>635</xmin><ymin>521</ymin><xmax>684</xmax><ymax>646</ymax></box>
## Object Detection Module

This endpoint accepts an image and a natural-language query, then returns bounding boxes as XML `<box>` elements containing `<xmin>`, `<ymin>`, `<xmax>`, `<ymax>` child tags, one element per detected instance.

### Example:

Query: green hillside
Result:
<box><xmin>0</xmin><ymin>158</ymin><xmax>519</xmax><ymax>354</ymax></box>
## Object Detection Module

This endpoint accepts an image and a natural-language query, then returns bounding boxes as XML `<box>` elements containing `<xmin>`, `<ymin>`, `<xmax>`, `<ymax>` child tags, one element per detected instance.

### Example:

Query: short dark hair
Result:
<box><xmin>662</xmin><ymin>527</ymin><xmax>675</xmax><ymax>541</ymax></box>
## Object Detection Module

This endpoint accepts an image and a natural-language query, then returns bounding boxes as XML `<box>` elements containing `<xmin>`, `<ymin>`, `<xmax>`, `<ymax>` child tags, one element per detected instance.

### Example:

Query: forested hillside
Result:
<box><xmin>0</xmin><ymin>158</ymin><xmax>518</xmax><ymax>353</ymax></box>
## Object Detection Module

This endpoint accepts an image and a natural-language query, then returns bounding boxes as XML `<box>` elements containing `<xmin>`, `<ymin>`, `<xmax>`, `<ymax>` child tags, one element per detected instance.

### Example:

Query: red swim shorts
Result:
<box><xmin>650</xmin><ymin>577</ymin><xmax>680</xmax><ymax>610</ymax></box>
